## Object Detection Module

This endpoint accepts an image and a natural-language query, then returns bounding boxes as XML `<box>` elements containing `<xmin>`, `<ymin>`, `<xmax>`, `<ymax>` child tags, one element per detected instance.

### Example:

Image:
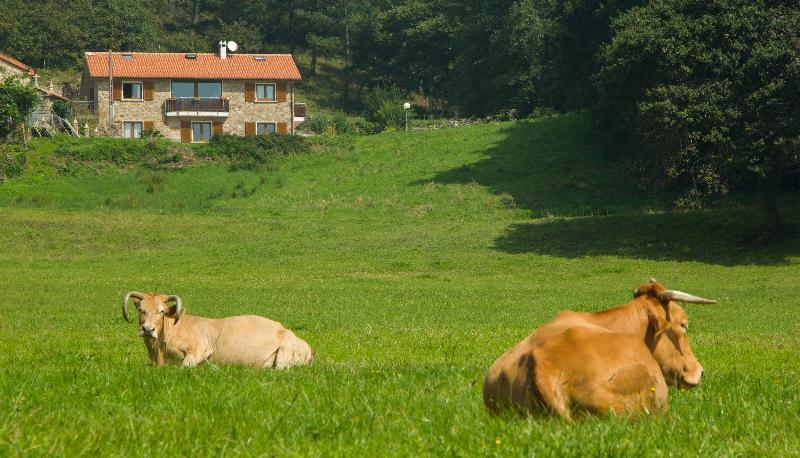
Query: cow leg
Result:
<box><xmin>271</xmin><ymin>345</ymin><xmax>304</xmax><ymax>369</ymax></box>
<box><xmin>265</xmin><ymin>337</ymin><xmax>313</xmax><ymax>369</ymax></box>
<box><xmin>536</xmin><ymin>371</ymin><xmax>572</xmax><ymax>420</ymax></box>
<box><xmin>181</xmin><ymin>346</ymin><xmax>213</xmax><ymax>368</ymax></box>
<box><xmin>600</xmin><ymin>363</ymin><xmax>668</xmax><ymax>415</ymax></box>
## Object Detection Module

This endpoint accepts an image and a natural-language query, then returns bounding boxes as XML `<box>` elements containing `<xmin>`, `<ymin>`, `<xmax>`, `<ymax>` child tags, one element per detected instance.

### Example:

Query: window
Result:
<box><xmin>171</xmin><ymin>81</ymin><xmax>194</xmax><ymax>98</ymax></box>
<box><xmin>122</xmin><ymin>82</ymin><xmax>143</xmax><ymax>100</ymax></box>
<box><xmin>192</xmin><ymin>122</ymin><xmax>212</xmax><ymax>143</ymax></box>
<box><xmin>172</xmin><ymin>80</ymin><xmax>222</xmax><ymax>98</ymax></box>
<box><xmin>257</xmin><ymin>122</ymin><xmax>276</xmax><ymax>136</ymax></box>
<box><xmin>255</xmin><ymin>83</ymin><xmax>276</xmax><ymax>102</ymax></box>
<box><xmin>123</xmin><ymin>121</ymin><xmax>143</xmax><ymax>139</ymax></box>
<box><xmin>197</xmin><ymin>81</ymin><xmax>222</xmax><ymax>98</ymax></box>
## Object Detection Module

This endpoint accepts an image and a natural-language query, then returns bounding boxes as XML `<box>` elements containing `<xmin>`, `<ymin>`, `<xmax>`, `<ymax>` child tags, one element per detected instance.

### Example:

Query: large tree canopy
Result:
<box><xmin>595</xmin><ymin>0</ymin><xmax>800</xmax><ymax>231</ymax></box>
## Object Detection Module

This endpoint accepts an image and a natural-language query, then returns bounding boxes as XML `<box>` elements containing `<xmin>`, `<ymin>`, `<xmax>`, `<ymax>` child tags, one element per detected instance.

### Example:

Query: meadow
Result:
<box><xmin>0</xmin><ymin>114</ymin><xmax>798</xmax><ymax>456</ymax></box>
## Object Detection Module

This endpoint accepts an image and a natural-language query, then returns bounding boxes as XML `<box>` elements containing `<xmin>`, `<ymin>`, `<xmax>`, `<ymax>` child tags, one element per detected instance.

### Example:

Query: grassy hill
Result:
<box><xmin>0</xmin><ymin>114</ymin><xmax>798</xmax><ymax>455</ymax></box>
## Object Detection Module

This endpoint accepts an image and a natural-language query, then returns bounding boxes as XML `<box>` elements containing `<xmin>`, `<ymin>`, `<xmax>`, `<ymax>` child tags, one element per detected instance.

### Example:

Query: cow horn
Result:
<box><xmin>122</xmin><ymin>291</ymin><xmax>144</xmax><ymax>322</ymax></box>
<box><xmin>166</xmin><ymin>295</ymin><xmax>183</xmax><ymax>324</ymax></box>
<box><xmin>662</xmin><ymin>290</ymin><xmax>716</xmax><ymax>304</ymax></box>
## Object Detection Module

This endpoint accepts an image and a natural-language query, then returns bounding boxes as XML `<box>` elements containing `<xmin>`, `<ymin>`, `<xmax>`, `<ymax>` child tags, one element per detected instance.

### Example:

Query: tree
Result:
<box><xmin>0</xmin><ymin>75</ymin><xmax>39</xmax><ymax>142</ymax></box>
<box><xmin>538</xmin><ymin>0</ymin><xmax>643</xmax><ymax>111</ymax></box>
<box><xmin>295</xmin><ymin>1</ymin><xmax>342</xmax><ymax>76</ymax></box>
<box><xmin>595</xmin><ymin>0</ymin><xmax>800</xmax><ymax>233</ymax></box>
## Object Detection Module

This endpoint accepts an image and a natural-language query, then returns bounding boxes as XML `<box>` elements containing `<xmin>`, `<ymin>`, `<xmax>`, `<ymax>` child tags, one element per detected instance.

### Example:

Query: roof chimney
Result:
<box><xmin>219</xmin><ymin>41</ymin><xmax>227</xmax><ymax>60</ymax></box>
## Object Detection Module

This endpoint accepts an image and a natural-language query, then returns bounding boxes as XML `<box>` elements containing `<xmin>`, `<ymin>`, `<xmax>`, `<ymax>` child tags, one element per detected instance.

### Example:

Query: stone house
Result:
<box><xmin>0</xmin><ymin>51</ymin><xmax>37</xmax><ymax>78</ymax></box>
<box><xmin>79</xmin><ymin>44</ymin><xmax>304</xmax><ymax>142</ymax></box>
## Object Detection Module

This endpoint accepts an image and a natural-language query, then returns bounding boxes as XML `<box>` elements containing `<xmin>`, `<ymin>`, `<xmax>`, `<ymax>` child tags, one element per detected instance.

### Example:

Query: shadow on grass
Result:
<box><xmin>495</xmin><ymin>209</ymin><xmax>799</xmax><ymax>266</ymax></box>
<box><xmin>425</xmin><ymin>113</ymin><xmax>799</xmax><ymax>266</ymax></box>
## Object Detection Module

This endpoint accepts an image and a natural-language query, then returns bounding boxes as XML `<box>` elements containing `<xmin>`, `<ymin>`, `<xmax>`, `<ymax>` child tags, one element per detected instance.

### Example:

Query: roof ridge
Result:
<box><xmin>83</xmin><ymin>51</ymin><xmax>301</xmax><ymax>80</ymax></box>
<box><xmin>85</xmin><ymin>51</ymin><xmax>293</xmax><ymax>56</ymax></box>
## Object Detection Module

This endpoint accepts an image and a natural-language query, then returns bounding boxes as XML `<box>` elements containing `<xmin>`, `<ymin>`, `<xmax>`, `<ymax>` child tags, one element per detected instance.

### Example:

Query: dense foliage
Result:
<box><xmin>0</xmin><ymin>0</ymin><xmax>632</xmax><ymax>116</ymax></box>
<box><xmin>0</xmin><ymin>75</ymin><xmax>39</xmax><ymax>141</ymax></box>
<box><xmin>51</xmin><ymin>100</ymin><xmax>71</xmax><ymax>119</ymax></box>
<box><xmin>49</xmin><ymin>133</ymin><xmax>310</xmax><ymax>171</ymax></box>
<box><xmin>0</xmin><ymin>147</ymin><xmax>27</xmax><ymax>181</ymax></box>
<box><xmin>200</xmin><ymin>133</ymin><xmax>310</xmax><ymax>165</ymax></box>
<box><xmin>595</xmin><ymin>0</ymin><xmax>800</xmax><ymax>231</ymax></box>
<box><xmin>54</xmin><ymin>136</ymin><xmax>194</xmax><ymax>167</ymax></box>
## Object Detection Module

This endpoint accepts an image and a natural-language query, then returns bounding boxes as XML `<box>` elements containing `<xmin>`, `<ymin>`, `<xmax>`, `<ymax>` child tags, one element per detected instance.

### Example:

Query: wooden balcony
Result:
<box><xmin>294</xmin><ymin>103</ymin><xmax>305</xmax><ymax>118</ymax></box>
<box><xmin>165</xmin><ymin>98</ymin><xmax>229</xmax><ymax>117</ymax></box>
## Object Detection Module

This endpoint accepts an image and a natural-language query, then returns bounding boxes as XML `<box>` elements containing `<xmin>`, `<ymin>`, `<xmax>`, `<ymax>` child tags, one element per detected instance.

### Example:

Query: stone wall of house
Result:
<box><xmin>90</xmin><ymin>78</ymin><xmax>294</xmax><ymax>140</ymax></box>
<box><xmin>224</xmin><ymin>80</ymin><xmax>293</xmax><ymax>136</ymax></box>
<box><xmin>0</xmin><ymin>60</ymin><xmax>26</xmax><ymax>76</ymax></box>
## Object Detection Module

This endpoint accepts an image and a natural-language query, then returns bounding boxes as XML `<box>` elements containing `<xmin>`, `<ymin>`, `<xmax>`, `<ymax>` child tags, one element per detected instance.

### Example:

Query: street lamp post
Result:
<box><xmin>403</xmin><ymin>102</ymin><xmax>411</xmax><ymax>132</ymax></box>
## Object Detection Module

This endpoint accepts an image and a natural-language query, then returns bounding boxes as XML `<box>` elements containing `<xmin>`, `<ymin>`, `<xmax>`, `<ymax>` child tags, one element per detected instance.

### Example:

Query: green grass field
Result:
<box><xmin>1</xmin><ymin>114</ymin><xmax>798</xmax><ymax>456</ymax></box>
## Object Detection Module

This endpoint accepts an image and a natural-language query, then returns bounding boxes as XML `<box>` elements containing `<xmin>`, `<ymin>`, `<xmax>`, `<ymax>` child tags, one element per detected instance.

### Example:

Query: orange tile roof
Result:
<box><xmin>84</xmin><ymin>52</ymin><xmax>301</xmax><ymax>80</ymax></box>
<box><xmin>0</xmin><ymin>51</ymin><xmax>36</xmax><ymax>76</ymax></box>
<box><xmin>36</xmin><ymin>87</ymin><xmax>69</xmax><ymax>101</ymax></box>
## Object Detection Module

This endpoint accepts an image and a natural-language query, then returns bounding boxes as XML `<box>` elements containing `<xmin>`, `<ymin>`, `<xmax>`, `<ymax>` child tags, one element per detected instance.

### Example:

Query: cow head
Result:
<box><xmin>634</xmin><ymin>280</ymin><xmax>715</xmax><ymax>389</ymax></box>
<box><xmin>121</xmin><ymin>291</ymin><xmax>183</xmax><ymax>339</ymax></box>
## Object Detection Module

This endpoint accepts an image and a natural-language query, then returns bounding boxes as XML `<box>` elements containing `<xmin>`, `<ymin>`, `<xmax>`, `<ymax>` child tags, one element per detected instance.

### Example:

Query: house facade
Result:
<box><xmin>79</xmin><ymin>45</ymin><xmax>303</xmax><ymax>142</ymax></box>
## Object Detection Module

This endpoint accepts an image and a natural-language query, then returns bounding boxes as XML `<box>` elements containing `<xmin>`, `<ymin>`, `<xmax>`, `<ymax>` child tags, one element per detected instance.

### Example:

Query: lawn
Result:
<box><xmin>1</xmin><ymin>114</ymin><xmax>798</xmax><ymax>456</ymax></box>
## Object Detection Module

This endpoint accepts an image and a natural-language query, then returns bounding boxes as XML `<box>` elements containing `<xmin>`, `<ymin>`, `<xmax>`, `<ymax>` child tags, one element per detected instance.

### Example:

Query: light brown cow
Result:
<box><xmin>483</xmin><ymin>280</ymin><xmax>715</xmax><ymax>419</ymax></box>
<box><xmin>122</xmin><ymin>292</ymin><xmax>313</xmax><ymax>368</ymax></box>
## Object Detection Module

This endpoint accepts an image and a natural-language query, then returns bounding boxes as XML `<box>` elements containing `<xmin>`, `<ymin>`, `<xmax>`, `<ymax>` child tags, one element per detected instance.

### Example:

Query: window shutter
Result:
<box><xmin>276</xmin><ymin>83</ymin><xmax>287</xmax><ymax>102</ymax></box>
<box><xmin>180</xmin><ymin>121</ymin><xmax>191</xmax><ymax>143</ymax></box>
<box><xmin>244</xmin><ymin>122</ymin><xmax>255</xmax><ymax>136</ymax></box>
<box><xmin>245</xmin><ymin>82</ymin><xmax>255</xmax><ymax>102</ymax></box>
<box><xmin>143</xmin><ymin>81</ymin><xmax>154</xmax><ymax>101</ymax></box>
<box><xmin>143</xmin><ymin>121</ymin><xmax>154</xmax><ymax>131</ymax></box>
<box><xmin>213</xmin><ymin>121</ymin><xmax>223</xmax><ymax>136</ymax></box>
<box><xmin>277</xmin><ymin>121</ymin><xmax>288</xmax><ymax>134</ymax></box>
<box><xmin>112</xmin><ymin>80</ymin><xmax>122</xmax><ymax>100</ymax></box>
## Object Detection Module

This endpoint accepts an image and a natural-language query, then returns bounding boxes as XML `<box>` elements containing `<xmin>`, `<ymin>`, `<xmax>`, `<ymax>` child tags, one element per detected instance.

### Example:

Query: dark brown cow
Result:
<box><xmin>483</xmin><ymin>280</ymin><xmax>715</xmax><ymax>419</ymax></box>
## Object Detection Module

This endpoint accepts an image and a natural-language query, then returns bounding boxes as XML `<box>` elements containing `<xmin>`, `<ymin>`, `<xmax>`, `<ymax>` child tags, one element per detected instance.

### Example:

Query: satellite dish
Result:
<box><xmin>227</xmin><ymin>41</ymin><xmax>238</xmax><ymax>52</ymax></box>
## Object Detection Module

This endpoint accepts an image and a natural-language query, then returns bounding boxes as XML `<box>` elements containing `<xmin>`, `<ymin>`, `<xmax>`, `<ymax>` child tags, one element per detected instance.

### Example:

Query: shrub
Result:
<box><xmin>141</xmin><ymin>128</ymin><xmax>164</xmax><ymax>139</ymax></box>
<box><xmin>527</xmin><ymin>107</ymin><xmax>558</xmax><ymax>120</ymax></box>
<box><xmin>363</xmin><ymin>86</ymin><xmax>405</xmax><ymax>120</ymax></box>
<box><xmin>0</xmin><ymin>151</ymin><xmax>27</xmax><ymax>181</ymax></box>
<box><xmin>53</xmin><ymin>137</ymin><xmax>195</xmax><ymax>169</ymax></box>
<box><xmin>374</xmin><ymin>100</ymin><xmax>412</xmax><ymax>131</ymax></box>
<box><xmin>302</xmin><ymin>115</ymin><xmax>331</xmax><ymax>135</ymax></box>
<box><xmin>299</xmin><ymin>112</ymin><xmax>379</xmax><ymax>135</ymax></box>
<box><xmin>198</xmin><ymin>134</ymin><xmax>309</xmax><ymax>168</ymax></box>
<box><xmin>349</xmin><ymin>117</ymin><xmax>379</xmax><ymax>135</ymax></box>
<box><xmin>0</xmin><ymin>75</ymin><xmax>39</xmax><ymax>141</ymax></box>
<box><xmin>52</xmin><ymin>100</ymin><xmax>71</xmax><ymax>119</ymax></box>
<box><xmin>363</xmin><ymin>86</ymin><xmax>413</xmax><ymax>132</ymax></box>
<box><xmin>331</xmin><ymin>111</ymin><xmax>351</xmax><ymax>135</ymax></box>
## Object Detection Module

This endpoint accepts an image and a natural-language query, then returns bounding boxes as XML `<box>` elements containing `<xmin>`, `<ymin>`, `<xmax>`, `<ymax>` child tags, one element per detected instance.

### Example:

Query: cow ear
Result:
<box><xmin>165</xmin><ymin>304</ymin><xmax>184</xmax><ymax>322</ymax></box>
